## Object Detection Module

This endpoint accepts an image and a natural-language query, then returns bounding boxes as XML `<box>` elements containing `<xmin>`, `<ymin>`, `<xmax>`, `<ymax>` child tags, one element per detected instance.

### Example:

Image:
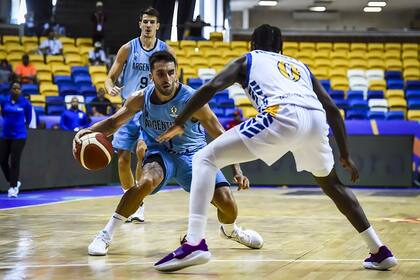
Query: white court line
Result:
<box><xmin>0</xmin><ymin>259</ymin><xmax>419</xmax><ymax>270</ymax></box>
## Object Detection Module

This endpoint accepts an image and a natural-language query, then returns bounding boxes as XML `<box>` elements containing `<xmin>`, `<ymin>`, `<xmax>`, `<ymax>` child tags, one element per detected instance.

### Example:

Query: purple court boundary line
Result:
<box><xmin>1</xmin><ymin>185</ymin><xmax>418</xmax><ymax>210</ymax></box>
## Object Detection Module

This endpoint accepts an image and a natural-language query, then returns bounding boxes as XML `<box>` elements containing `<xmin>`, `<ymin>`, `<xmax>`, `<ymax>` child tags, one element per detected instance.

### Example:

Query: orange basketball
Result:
<box><xmin>73</xmin><ymin>132</ymin><xmax>113</xmax><ymax>170</ymax></box>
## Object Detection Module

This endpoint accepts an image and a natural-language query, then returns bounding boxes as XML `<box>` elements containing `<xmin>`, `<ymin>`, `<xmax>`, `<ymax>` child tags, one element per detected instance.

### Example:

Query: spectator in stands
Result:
<box><xmin>14</xmin><ymin>54</ymin><xmax>37</xmax><ymax>84</ymax></box>
<box><xmin>225</xmin><ymin>109</ymin><xmax>243</xmax><ymax>130</ymax></box>
<box><xmin>88</xmin><ymin>41</ymin><xmax>108</xmax><ymax>66</ymax></box>
<box><xmin>92</xmin><ymin>1</ymin><xmax>106</xmax><ymax>44</ymax></box>
<box><xmin>183</xmin><ymin>15</ymin><xmax>210</xmax><ymax>41</ymax></box>
<box><xmin>89</xmin><ymin>88</ymin><xmax>114</xmax><ymax>116</ymax></box>
<box><xmin>24</xmin><ymin>11</ymin><xmax>36</xmax><ymax>36</ymax></box>
<box><xmin>41</xmin><ymin>15</ymin><xmax>66</xmax><ymax>36</ymax></box>
<box><xmin>60</xmin><ymin>97</ymin><xmax>90</xmax><ymax>131</ymax></box>
<box><xmin>0</xmin><ymin>82</ymin><xmax>32</xmax><ymax>198</ymax></box>
<box><xmin>0</xmin><ymin>59</ymin><xmax>14</xmax><ymax>84</ymax></box>
<box><xmin>39</xmin><ymin>30</ymin><xmax>63</xmax><ymax>56</ymax></box>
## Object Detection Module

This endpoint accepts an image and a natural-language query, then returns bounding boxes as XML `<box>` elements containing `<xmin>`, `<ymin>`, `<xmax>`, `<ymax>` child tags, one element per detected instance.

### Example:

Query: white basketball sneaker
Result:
<box><xmin>7</xmin><ymin>181</ymin><xmax>21</xmax><ymax>198</ymax></box>
<box><xmin>219</xmin><ymin>225</ymin><xmax>264</xmax><ymax>249</ymax></box>
<box><xmin>88</xmin><ymin>230</ymin><xmax>112</xmax><ymax>256</ymax></box>
<box><xmin>126</xmin><ymin>203</ymin><xmax>145</xmax><ymax>223</ymax></box>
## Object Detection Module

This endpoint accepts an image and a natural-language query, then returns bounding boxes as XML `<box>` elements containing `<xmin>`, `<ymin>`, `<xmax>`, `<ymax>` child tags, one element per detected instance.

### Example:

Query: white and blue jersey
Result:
<box><xmin>112</xmin><ymin>38</ymin><xmax>168</xmax><ymax>152</ymax></box>
<box><xmin>139</xmin><ymin>84</ymin><xmax>229</xmax><ymax>194</ymax></box>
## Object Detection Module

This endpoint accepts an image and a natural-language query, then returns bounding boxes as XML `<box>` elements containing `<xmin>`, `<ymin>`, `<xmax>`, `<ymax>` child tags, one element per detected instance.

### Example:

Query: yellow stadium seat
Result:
<box><xmin>241</xmin><ymin>106</ymin><xmax>258</xmax><ymax>118</ymax></box>
<box><xmin>316</xmin><ymin>42</ymin><xmax>332</xmax><ymax>51</ymax></box>
<box><xmin>331</xmin><ymin>78</ymin><xmax>349</xmax><ymax>91</ymax></box>
<box><xmin>299</xmin><ymin>42</ymin><xmax>316</xmax><ymax>52</ymax></box>
<box><xmin>24</xmin><ymin>43</ymin><xmax>38</xmax><ymax>53</ymax></box>
<box><xmin>30</xmin><ymin>94</ymin><xmax>46</xmax><ymax>107</ymax></box>
<box><xmin>213</xmin><ymin>42</ymin><xmax>230</xmax><ymax>52</ymax></box>
<box><xmin>37</xmin><ymin>73</ymin><xmax>52</xmax><ymax>83</ymax></box>
<box><xmin>314</xmin><ymin>58</ymin><xmax>329</xmax><ymax>68</ymax></box>
<box><xmin>79</xmin><ymin>46</ymin><xmax>92</xmax><ymax>56</ymax></box>
<box><xmin>333</xmin><ymin>42</ymin><xmax>349</xmax><ymax>52</ymax></box>
<box><xmin>300</xmin><ymin>59</ymin><xmax>314</xmax><ymax>69</ymax></box>
<box><xmin>388</xmin><ymin>97</ymin><xmax>407</xmax><ymax>111</ymax></box>
<box><xmin>40</xmin><ymin>83</ymin><xmax>58</xmax><ymax>96</ymax></box>
<box><xmin>76</xmin><ymin>37</ymin><xmax>92</xmax><ymax>47</ymax></box>
<box><xmin>385</xmin><ymin>59</ymin><xmax>402</xmax><ymax>71</ymax></box>
<box><xmin>402</xmin><ymin>43</ymin><xmax>417</xmax><ymax>52</ymax></box>
<box><xmin>403</xmin><ymin>68</ymin><xmax>420</xmax><ymax>80</ymax></box>
<box><xmin>180</xmin><ymin>40</ymin><xmax>197</xmax><ymax>49</ymax></box>
<box><xmin>6</xmin><ymin>44</ymin><xmax>25</xmax><ymax>56</ymax></box>
<box><xmin>46</xmin><ymin>55</ymin><xmax>64</xmax><ymax>63</ymax></box>
<box><xmin>407</xmin><ymin>110</ymin><xmax>420</xmax><ymax>121</ymax></box>
<box><xmin>65</xmin><ymin>54</ymin><xmax>83</xmax><ymax>66</ymax></box>
<box><xmin>403</xmin><ymin>59</ymin><xmax>420</xmax><ymax>69</ymax></box>
<box><xmin>165</xmin><ymin>40</ymin><xmax>179</xmax><ymax>49</ymax></box>
<box><xmin>384</xmin><ymin>43</ymin><xmax>401</xmax><ymax>52</ymax></box>
<box><xmin>185</xmin><ymin>49</ymin><xmax>202</xmax><ymax>59</ymax></box>
<box><xmin>350</xmin><ymin>43</ymin><xmax>367</xmax><ymax>52</ymax></box>
<box><xmin>91</xmin><ymin>73</ymin><xmax>107</xmax><ymax>85</ymax></box>
<box><xmin>191</xmin><ymin>57</ymin><xmax>208</xmax><ymax>69</ymax></box>
<box><xmin>283</xmin><ymin>42</ymin><xmax>298</xmax><ymax>52</ymax></box>
<box><xmin>177</xmin><ymin>57</ymin><xmax>189</xmax><ymax>66</ymax></box>
<box><xmin>313</xmin><ymin>51</ymin><xmax>329</xmax><ymax>59</ymax></box>
<box><xmin>89</xmin><ymin>65</ymin><xmax>107</xmax><ymax>75</ymax></box>
<box><xmin>368</xmin><ymin>43</ymin><xmax>384</xmax><ymax>52</ymax></box>
<box><xmin>35</xmin><ymin>63</ymin><xmax>51</xmax><ymax>73</ymax></box>
<box><xmin>368</xmin><ymin>79</ymin><xmax>386</xmax><ymax>91</ymax></box>
<box><xmin>348</xmin><ymin>51</ymin><xmax>366</xmax><ymax>60</ymax></box>
<box><xmin>174</xmin><ymin>48</ymin><xmax>186</xmax><ymax>58</ymax></box>
<box><xmin>106</xmin><ymin>94</ymin><xmax>123</xmax><ymax>107</ymax></box>
<box><xmin>231</xmin><ymin>41</ymin><xmax>248</xmax><ymax>51</ymax></box>
<box><xmin>223</xmin><ymin>49</ymin><xmax>239</xmax><ymax>61</ymax></box>
<box><xmin>312</xmin><ymin>68</ymin><xmax>329</xmax><ymax>80</ymax></box>
<box><xmin>6</xmin><ymin>53</ymin><xmax>21</xmax><ymax>65</ymax></box>
<box><xmin>330</xmin><ymin>51</ymin><xmax>347</xmax><ymax>60</ymax></box>
<box><xmin>51</xmin><ymin>64</ymin><xmax>71</xmax><ymax>76</ymax></box>
<box><xmin>282</xmin><ymin>49</ymin><xmax>297</xmax><ymax>58</ymax></box>
<box><xmin>235</xmin><ymin>96</ymin><xmax>252</xmax><ymax>106</ymax></box>
<box><xmin>63</xmin><ymin>45</ymin><xmax>80</xmax><ymax>55</ymax></box>
<box><xmin>368</xmin><ymin>59</ymin><xmax>385</xmax><ymax>70</ymax></box>
<box><xmin>29</xmin><ymin>54</ymin><xmax>44</xmax><ymax>63</ymax></box>
<box><xmin>329</xmin><ymin>68</ymin><xmax>347</xmax><ymax>79</ymax></box>
<box><xmin>205</xmin><ymin>49</ymin><xmax>220</xmax><ymax>59</ymax></box>
<box><xmin>385</xmin><ymin>90</ymin><xmax>404</xmax><ymax>99</ymax></box>
<box><xmin>197</xmin><ymin>40</ymin><xmax>214</xmax><ymax>51</ymax></box>
<box><xmin>209</xmin><ymin>32</ymin><xmax>223</xmax><ymax>41</ymax></box>
<box><xmin>402</xmin><ymin>50</ymin><xmax>418</xmax><ymax>60</ymax></box>
<box><xmin>60</xmin><ymin>37</ymin><xmax>75</xmax><ymax>46</ymax></box>
<box><xmin>349</xmin><ymin>59</ymin><xmax>366</xmax><ymax>69</ymax></box>
<box><xmin>3</xmin><ymin>35</ymin><xmax>20</xmax><ymax>44</ymax></box>
<box><xmin>384</xmin><ymin>50</ymin><xmax>400</xmax><ymax>60</ymax></box>
<box><xmin>209</xmin><ymin>58</ymin><xmax>225</xmax><ymax>69</ymax></box>
<box><xmin>22</xmin><ymin>36</ymin><xmax>38</xmax><ymax>44</ymax></box>
<box><xmin>296</xmin><ymin>51</ymin><xmax>313</xmax><ymax>60</ymax></box>
<box><xmin>367</xmin><ymin>51</ymin><xmax>383</xmax><ymax>60</ymax></box>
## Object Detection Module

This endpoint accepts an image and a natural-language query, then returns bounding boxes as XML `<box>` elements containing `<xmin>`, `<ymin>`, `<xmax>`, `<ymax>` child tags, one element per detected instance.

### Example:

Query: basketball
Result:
<box><xmin>73</xmin><ymin>132</ymin><xmax>113</xmax><ymax>170</ymax></box>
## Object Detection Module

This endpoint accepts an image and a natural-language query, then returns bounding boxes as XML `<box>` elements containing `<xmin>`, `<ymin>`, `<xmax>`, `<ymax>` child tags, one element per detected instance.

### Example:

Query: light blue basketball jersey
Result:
<box><xmin>139</xmin><ymin>84</ymin><xmax>207</xmax><ymax>154</ymax></box>
<box><xmin>121</xmin><ymin>38</ymin><xmax>167</xmax><ymax>100</ymax></box>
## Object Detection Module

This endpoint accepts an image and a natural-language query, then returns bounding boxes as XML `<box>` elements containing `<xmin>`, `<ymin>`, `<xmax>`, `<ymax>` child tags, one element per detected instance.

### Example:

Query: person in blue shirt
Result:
<box><xmin>60</xmin><ymin>97</ymin><xmax>90</xmax><ymax>131</ymax></box>
<box><xmin>0</xmin><ymin>82</ymin><xmax>32</xmax><ymax>198</ymax></box>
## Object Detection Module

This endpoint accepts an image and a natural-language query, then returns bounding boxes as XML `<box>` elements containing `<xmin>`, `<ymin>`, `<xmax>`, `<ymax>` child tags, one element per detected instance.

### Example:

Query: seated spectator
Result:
<box><xmin>89</xmin><ymin>88</ymin><xmax>114</xmax><ymax>116</ymax></box>
<box><xmin>225</xmin><ymin>110</ymin><xmax>243</xmax><ymax>130</ymax></box>
<box><xmin>88</xmin><ymin>42</ymin><xmax>108</xmax><ymax>66</ymax></box>
<box><xmin>0</xmin><ymin>59</ymin><xmax>14</xmax><ymax>83</ymax></box>
<box><xmin>60</xmin><ymin>97</ymin><xmax>90</xmax><ymax>131</ymax></box>
<box><xmin>183</xmin><ymin>15</ymin><xmax>210</xmax><ymax>41</ymax></box>
<box><xmin>14</xmin><ymin>54</ymin><xmax>37</xmax><ymax>84</ymax></box>
<box><xmin>39</xmin><ymin>30</ymin><xmax>63</xmax><ymax>56</ymax></box>
<box><xmin>42</xmin><ymin>15</ymin><xmax>66</xmax><ymax>36</ymax></box>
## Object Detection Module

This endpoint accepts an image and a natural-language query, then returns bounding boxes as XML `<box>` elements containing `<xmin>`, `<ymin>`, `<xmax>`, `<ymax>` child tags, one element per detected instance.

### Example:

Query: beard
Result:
<box><xmin>71</xmin><ymin>105</ymin><xmax>79</xmax><ymax>110</ymax></box>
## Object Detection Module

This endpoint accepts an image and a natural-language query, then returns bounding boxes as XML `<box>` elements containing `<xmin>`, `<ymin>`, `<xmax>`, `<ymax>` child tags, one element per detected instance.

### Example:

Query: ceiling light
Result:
<box><xmin>258</xmin><ymin>1</ymin><xmax>278</xmax><ymax>6</ymax></box>
<box><xmin>363</xmin><ymin>6</ymin><xmax>382</xmax><ymax>12</ymax></box>
<box><xmin>309</xmin><ymin>6</ymin><xmax>327</xmax><ymax>12</ymax></box>
<box><xmin>367</xmin><ymin>1</ymin><xmax>387</xmax><ymax>7</ymax></box>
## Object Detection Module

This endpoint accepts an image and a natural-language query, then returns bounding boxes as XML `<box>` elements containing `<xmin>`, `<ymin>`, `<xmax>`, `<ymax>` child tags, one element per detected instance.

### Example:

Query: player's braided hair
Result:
<box><xmin>251</xmin><ymin>24</ymin><xmax>283</xmax><ymax>53</ymax></box>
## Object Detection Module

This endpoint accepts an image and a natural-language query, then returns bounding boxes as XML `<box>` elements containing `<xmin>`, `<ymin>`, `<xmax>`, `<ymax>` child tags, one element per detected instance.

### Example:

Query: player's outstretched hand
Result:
<box><xmin>156</xmin><ymin>125</ymin><xmax>184</xmax><ymax>143</ymax></box>
<box><xmin>234</xmin><ymin>174</ymin><xmax>250</xmax><ymax>191</ymax></box>
<box><xmin>340</xmin><ymin>157</ymin><xmax>359</xmax><ymax>182</ymax></box>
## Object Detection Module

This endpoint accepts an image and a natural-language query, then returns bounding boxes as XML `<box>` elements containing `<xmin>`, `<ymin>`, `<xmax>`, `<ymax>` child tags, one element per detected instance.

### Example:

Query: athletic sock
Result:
<box><xmin>360</xmin><ymin>226</ymin><xmax>383</xmax><ymax>254</ymax></box>
<box><xmin>103</xmin><ymin>213</ymin><xmax>127</xmax><ymax>237</ymax></box>
<box><xmin>186</xmin><ymin>214</ymin><xmax>208</xmax><ymax>245</ymax></box>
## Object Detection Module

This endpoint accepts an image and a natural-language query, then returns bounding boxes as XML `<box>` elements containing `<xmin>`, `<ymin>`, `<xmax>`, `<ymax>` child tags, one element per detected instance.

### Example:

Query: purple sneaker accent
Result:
<box><xmin>154</xmin><ymin>239</ymin><xmax>211</xmax><ymax>272</ymax></box>
<box><xmin>363</xmin><ymin>246</ymin><xmax>398</xmax><ymax>270</ymax></box>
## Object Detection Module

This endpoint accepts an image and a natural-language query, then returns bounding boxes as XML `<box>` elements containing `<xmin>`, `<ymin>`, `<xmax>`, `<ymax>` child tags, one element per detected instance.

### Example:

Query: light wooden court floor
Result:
<box><xmin>1</xmin><ymin>187</ymin><xmax>419</xmax><ymax>279</ymax></box>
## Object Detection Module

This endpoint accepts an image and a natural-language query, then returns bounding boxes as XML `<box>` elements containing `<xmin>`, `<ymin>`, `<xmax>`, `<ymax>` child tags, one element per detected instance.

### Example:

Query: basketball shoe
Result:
<box><xmin>88</xmin><ymin>230</ymin><xmax>112</xmax><ymax>256</ymax></box>
<box><xmin>219</xmin><ymin>225</ymin><xmax>264</xmax><ymax>249</ymax></box>
<box><xmin>126</xmin><ymin>203</ymin><xmax>145</xmax><ymax>223</ymax></box>
<box><xmin>363</xmin><ymin>246</ymin><xmax>397</xmax><ymax>270</ymax></box>
<box><xmin>7</xmin><ymin>181</ymin><xmax>21</xmax><ymax>198</ymax></box>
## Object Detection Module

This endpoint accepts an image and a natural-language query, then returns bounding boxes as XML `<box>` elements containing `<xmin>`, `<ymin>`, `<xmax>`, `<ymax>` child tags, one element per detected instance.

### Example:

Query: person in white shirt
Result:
<box><xmin>39</xmin><ymin>31</ymin><xmax>63</xmax><ymax>56</ymax></box>
<box><xmin>88</xmin><ymin>41</ymin><xmax>108</xmax><ymax>66</ymax></box>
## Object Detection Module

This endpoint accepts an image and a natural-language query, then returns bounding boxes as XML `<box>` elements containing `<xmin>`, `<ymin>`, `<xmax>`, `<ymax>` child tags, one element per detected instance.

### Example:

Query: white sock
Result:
<box><xmin>187</xmin><ymin>214</ymin><xmax>208</xmax><ymax>245</ymax></box>
<box><xmin>103</xmin><ymin>213</ymin><xmax>127</xmax><ymax>237</ymax></box>
<box><xmin>221</xmin><ymin>223</ymin><xmax>237</xmax><ymax>236</ymax></box>
<box><xmin>360</xmin><ymin>226</ymin><xmax>383</xmax><ymax>254</ymax></box>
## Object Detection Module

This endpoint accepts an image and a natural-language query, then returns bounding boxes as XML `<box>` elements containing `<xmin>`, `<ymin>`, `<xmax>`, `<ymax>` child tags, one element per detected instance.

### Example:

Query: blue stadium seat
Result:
<box><xmin>346</xmin><ymin>109</ymin><xmax>368</xmax><ymax>120</ymax></box>
<box><xmin>187</xmin><ymin>78</ymin><xmax>203</xmax><ymax>89</ymax></box>
<box><xmin>39</xmin><ymin>115</ymin><xmax>61</xmax><ymax>129</ymax></box>
<box><xmin>74</xmin><ymin>75</ymin><xmax>92</xmax><ymax>87</ymax></box>
<box><xmin>208</xmin><ymin>100</ymin><xmax>217</xmax><ymax>108</ymax></box>
<box><xmin>384</xmin><ymin>71</ymin><xmax>402</xmax><ymax>80</ymax></box>
<box><xmin>320</xmin><ymin>80</ymin><xmax>331</xmax><ymax>92</ymax></box>
<box><xmin>367</xmin><ymin>90</ymin><xmax>384</xmax><ymax>99</ymax></box>
<box><xmin>329</xmin><ymin>90</ymin><xmax>345</xmax><ymax>100</ymax></box>
<box><xmin>71</xmin><ymin>66</ymin><xmax>89</xmax><ymax>77</ymax></box>
<box><xmin>0</xmin><ymin>82</ymin><xmax>10</xmax><ymax>94</ymax></box>
<box><xmin>408</xmin><ymin>99</ymin><xmax>420</xmax><ymax>110</ymax></box>
<box><xmin>78</xmin><ymin>85</ymin><xmax>97</xmax><ymax>97</ymax></box>
<box><xmin>54</xmin><ymin>76</ymin><xmax>74</xmax><ymax>87</ymax></box>
<box><xmin>215</xmin><ymin>90</ymin><xmax>229</xmax><ymax>99</ymax></box>
<box><xmin>347</xmin><ymin>90</ymin><xmax>364</xmax><ymax>101</ymax></box>
<box><xmin>21</xmin><ymin>84</ymin><xmax>39</xmax><ymax>95</ymax></box>
<box><xmin>406</xmin><ymin>80</ymin><xmax>420</xmax><ymax>91</ymax></box>
<box><xmin>34</xmin><ymin>106</ymin><xmax>45</xmax><ymax>116</ymax></box>
<box><xmin>46</xmin><ymin>96</ymin><xmax>65</xmax><ymax>115</ymax></box>
<box><xmin>406</xmin><ymin>90</ymin><xmax>420</xmax><ymax>100</ymax></box>
<box><xmin>349</xmin><ymin>99</ymin><xmax>369</xmax><ymax>109</ymax></box>
<box><xmin>224</xmin><ymin>108</ymin><xmax>236</xmax><ymax>117</ymax></box>
<box><xmin>367</xmin><ymin>111</ymin><xmax>385</xmax><ymax>120</ymax></box>
<box><xmin>59</xmin><ymin>85</ymin><xmax>79</xmax><ymax>96</ymax></box>
<box><xmin>385</xmin><ymin>111</ymin><xmax>405</xmax><ymax>120</ymax></box>
<box><xmin>333</xmin><ymin>99</ymin><xmax>348</xmax><ymax>110</ymax></box>
<box><xmin>218</xmin><ymin>98</ymin><xmax>235</xmax><ymax>108</ymax></box>
<box><xmin>212</xmin><ymin>107</ymin><xmax>224</xmax><ymax>117</ymax></box>
<box><xmin>386</xmin><ymin>79</ymin><xmax>404</xmax><ymax>90</ymax></box>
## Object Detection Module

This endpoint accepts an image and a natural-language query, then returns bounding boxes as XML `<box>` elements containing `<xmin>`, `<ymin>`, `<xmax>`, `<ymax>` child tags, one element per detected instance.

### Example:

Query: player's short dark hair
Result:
<box><xmin>251</xmin><ymin>24</ymin><xmax>283</xmax><ymax>53</ymax></box>
<box><xmin>140</xmin><ymin>7</ymin><xmax>160</xmax><ymax>22</ymax></box>
<box><xmin>149</xmin><ymin>51</ymin><xmax>177</xmax><ymax>71</ymax></box>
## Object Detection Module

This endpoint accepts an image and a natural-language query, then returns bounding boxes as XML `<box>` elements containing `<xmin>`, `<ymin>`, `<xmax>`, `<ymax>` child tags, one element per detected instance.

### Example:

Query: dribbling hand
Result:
<box><xmin>74</xmin><ymin>128</ymin><xmax>93</xmax><ymax>145</ymax></box>
<box><xmin>156</xmin><ymin>125</ymin><xmax>184</xmax><ymax>143</ymax></box>
<box><xmin>340</xmin><ymin>157</ymin><xmax>359</xmax><ymax>183</ymax></box>
<box><xmin>107</xmin><ymin>86</ymin><xmax>123</xmax><ymax>96</ymax></box>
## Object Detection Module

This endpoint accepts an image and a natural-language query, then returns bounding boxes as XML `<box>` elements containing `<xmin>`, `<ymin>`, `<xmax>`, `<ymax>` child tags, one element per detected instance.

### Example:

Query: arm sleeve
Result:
<box><xmin>60</xmin><ymin>111</ymin><xmax>70</xmax><ymax>130</ymax></box>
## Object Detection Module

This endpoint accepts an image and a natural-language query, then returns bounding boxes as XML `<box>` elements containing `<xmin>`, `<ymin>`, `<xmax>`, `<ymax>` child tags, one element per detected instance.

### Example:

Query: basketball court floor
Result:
<box><xmin>1</xmin><ymin>186</ymin><xmax>419</xmax><ymax>279</ymax></box>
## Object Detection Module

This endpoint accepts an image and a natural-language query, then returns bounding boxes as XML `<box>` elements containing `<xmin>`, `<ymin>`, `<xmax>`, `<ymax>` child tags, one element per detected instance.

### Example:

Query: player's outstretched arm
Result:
<box><xmin>311</xmin><ymin>75</ymin><xmax>359</xmax><ymax>182</ymax></box>
<box><xmin>74</xmin><ymin>91</ymin><xmax>144</xmax><ymax>143</ymax></box>
<box><xmin>105</xmin><ymin>43</ymin><xmax>129</xmax><ymax>96</ymax></box>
